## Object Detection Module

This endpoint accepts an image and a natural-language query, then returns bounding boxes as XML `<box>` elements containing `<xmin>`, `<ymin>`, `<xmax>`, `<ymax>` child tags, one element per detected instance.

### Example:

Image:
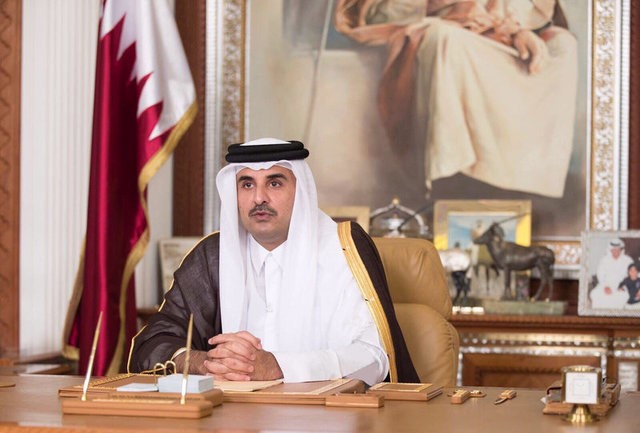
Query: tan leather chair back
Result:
<box><xmin>373</xmin><ymin>237</ymin><xmax>452</xmax><ymax>318</ymax></box>
<box><xmin>373</xmin><ymin>237</ymin><xmax>459</xmax><ymax>386</ymax></box>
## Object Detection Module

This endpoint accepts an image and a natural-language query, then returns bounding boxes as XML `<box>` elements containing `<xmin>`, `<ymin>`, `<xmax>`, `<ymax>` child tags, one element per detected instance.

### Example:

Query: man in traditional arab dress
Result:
<box><xmin>335</xmin><ymin>0</ymin><xmax>577</xmax><ymax>198</ymax></box>
<box><xmin>128</xmin><ymin>138</ymin><xmax>418</xmax><ymax>384</ymax></box>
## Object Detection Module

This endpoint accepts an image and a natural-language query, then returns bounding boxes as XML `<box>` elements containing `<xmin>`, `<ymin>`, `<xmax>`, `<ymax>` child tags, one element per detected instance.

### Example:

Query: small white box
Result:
<box><xmin>157</xmin><ymin>374</ymin><xmax>214</xmax><ymax>394</ymax></box>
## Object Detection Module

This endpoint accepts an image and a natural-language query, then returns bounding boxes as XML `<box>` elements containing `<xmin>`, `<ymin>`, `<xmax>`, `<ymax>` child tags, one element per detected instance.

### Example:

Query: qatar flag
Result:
<box><xmin>62</xmin><ymin>0</ymin><xmax>196</xmax><ymax>376</ymax></box>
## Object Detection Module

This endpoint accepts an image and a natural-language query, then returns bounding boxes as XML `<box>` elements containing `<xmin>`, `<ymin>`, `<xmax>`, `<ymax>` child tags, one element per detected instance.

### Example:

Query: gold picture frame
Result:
<box><xmin>433</xmin><ymin>199</ymin><xmax>532</xmax><ymax>301</ymax></box>
<box><xmin>433</xmin><ymin>200</ymin><xmax>532</xmax><ymax>251</ymax></box>
<box><xmin>211</xmin><ymin>0</ymin><xmax>629</xmax><ymax>278</ymax></box>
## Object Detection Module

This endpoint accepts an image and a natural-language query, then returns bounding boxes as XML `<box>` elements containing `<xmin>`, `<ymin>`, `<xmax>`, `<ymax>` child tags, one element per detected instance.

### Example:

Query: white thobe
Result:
<box><xmin>590</xmin><ymin>252</ymin><xmax>634</xmax><ymax>309</ymax></box>
<box><xmin>245</xmin><ymin>237</ymin><xmax>388</xmax><ymax>385</ymax></box>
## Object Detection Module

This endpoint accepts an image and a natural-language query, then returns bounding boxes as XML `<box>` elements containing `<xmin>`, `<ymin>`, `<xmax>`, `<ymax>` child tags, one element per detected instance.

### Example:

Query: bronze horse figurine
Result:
<box><xmin>473</xmin><ymin>223</ymin><xmax>555</xmax><ymax>301</ymax></box>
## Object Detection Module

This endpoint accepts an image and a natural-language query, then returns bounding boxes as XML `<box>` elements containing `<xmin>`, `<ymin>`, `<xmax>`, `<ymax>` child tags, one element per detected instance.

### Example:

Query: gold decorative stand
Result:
<box><xmin>565</xmin><ymin>403</ymin><xmax>598</xmax><ymax>424</ymax></box>
<box><xmin>61</xmin><ymin>313</ymin><xmax>217</xmax><ymax>419</ymax></box>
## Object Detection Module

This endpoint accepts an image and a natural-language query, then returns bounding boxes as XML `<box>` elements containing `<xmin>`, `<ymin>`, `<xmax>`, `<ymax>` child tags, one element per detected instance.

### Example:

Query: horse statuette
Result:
<box><xmin>473</xmin><ymin>223</ymin><xmax>555</xmax><ymax>301</ymax></box>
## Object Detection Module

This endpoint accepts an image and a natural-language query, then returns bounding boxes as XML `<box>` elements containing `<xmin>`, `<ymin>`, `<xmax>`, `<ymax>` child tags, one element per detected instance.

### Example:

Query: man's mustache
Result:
<box><xmin>249</xmin><ymin>204</ymin><xmax>277</xmax><ymax>216</ymax></box>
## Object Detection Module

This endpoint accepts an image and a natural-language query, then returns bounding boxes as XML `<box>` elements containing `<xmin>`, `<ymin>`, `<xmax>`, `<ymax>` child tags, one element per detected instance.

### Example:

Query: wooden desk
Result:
<box><xmin>0</xmin><ymin>375</ymin><xmax>638</xmax><ymax>433</ymax></box>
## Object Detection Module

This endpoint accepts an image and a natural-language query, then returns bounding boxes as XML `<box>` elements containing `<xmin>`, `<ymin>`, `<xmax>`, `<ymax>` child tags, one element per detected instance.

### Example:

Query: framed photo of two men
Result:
<box><xmin>216</xmin><ymin>0</ymin><xmax>630</xmax><ymax>276</ymax></box>
<box><xmin>579</xmin><ymin>231</ymin><xmax>640</xmax><ymax>318</ymax></box>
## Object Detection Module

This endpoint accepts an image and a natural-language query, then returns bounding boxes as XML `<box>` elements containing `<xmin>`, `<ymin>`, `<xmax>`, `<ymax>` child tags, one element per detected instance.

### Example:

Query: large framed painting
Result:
<box><xmin>211</xmin><ymin>0</ymin><xmax>630</xmax><ymax>277</ymax></box>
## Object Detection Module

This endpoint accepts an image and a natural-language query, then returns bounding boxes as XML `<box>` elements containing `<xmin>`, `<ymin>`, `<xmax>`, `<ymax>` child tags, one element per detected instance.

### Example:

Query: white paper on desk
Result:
<box><xmin>157</xmin><ymin>374</ymin><xmax>214</xmax><ymax>393</ymax></box>
<box><xmin>215</xmin><ymin>379</ymin><xmax>282</xmax><ymax>392</ymax></box>
<box><xmin>116</xmin><ymin>382</ymin><xmax>159</xmax><ymax>392</ymax></box>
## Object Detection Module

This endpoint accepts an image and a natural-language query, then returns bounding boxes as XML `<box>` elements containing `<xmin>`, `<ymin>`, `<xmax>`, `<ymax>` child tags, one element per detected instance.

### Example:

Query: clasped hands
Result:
<box><xmin>441</xmin><ymin>0</ymin><xmax>549</xmax><ymax>74</ymax></box>
<box><xmin>175</xmin><ymin>331</ymin><xmax>283</xmax><ymax>381</ymax></box>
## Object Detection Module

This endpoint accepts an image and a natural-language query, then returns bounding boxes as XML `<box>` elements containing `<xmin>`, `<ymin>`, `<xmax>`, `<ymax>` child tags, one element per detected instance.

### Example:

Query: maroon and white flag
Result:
<box><xmin>63</xmin><ymin>0</ymin><xmax>196</xmax><ymax>376</ymax></box>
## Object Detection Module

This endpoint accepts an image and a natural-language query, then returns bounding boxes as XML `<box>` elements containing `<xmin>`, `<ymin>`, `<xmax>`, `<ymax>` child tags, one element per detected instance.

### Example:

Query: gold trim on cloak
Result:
<box><xmin>337</xmin><ymin>222</ymin><xmax>398</xmax><ymax>383</ymax></box>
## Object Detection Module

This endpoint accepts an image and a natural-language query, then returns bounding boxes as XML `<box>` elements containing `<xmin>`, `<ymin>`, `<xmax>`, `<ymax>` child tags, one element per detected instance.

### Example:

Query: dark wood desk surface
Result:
<box><xmin>0</xmin><ymin>375</ymin><xmax>638</xmax><ymax>433</ymax></box>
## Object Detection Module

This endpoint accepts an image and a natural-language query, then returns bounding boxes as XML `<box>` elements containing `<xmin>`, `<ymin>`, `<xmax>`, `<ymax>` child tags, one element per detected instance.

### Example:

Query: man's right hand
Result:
<box><xmin>174</xmin><ymin>331</ymin><xmax>261</xmax><ymax>378</ymax></box>
<box><xmin>204</xmin><ymin>331</ymin><xmax>263</xmax><ymax>380</ymax></box>
<box><xmin>175</xmin><ymin>331</ymin><xmax>284</xmax><ymax>381</ymax></box>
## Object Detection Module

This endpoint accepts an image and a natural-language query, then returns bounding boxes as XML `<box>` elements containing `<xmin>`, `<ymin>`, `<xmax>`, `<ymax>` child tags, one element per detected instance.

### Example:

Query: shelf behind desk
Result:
<box><xmin>451</xmin><ymin>313</ymin><xmax>640</xmax><ymax>390</ymax></box>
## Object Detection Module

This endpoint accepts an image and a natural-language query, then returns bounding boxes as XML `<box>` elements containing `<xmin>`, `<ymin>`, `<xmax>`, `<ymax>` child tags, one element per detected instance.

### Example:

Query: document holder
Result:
<box><xmin>221</xmin><ymin>378</ymin><xmax>365</xmax><ymax>404</ymax></box>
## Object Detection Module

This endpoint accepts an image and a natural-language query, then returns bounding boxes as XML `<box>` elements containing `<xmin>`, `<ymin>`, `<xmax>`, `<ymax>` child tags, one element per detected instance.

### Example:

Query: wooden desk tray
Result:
<box><xmin>61</xmin><ymin>395</ymin><xmax>215</xmax><ymax>419</ymax></box>
<box><xmin>59</xmin><ymin>375</ymin><xmax>365</xmax><ymax>406</ymax></box>
<box><xmin>222</xmin><ymin>378</ymin><xmax>365</xmax><ymax>405</ymax></box>
<box><xmin>366</xmin><ymin>382</ymin><xmax>443</xmax><ymax>401</ymax></box>
<box><xmin>542</xmin><ymin>381</ymin><xmax>621</xmax><ymax>417</ymax></box>
<box><xmin>58</xmin><ymin>373</ymin><xmax>222</xmax><ymax>404</ymax></box>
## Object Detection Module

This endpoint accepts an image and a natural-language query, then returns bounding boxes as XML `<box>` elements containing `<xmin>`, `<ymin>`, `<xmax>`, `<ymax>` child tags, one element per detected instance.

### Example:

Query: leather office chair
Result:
<box><xmin>373</xmin><ymin>237</ymin><xmax>460</xmax><ymax>387</ymax></box>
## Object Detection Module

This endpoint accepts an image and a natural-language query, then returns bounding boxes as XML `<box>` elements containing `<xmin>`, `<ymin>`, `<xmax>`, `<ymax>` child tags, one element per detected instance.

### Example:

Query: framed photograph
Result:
<box><xmin>212</xmin><ymin>0</ymin><xmax>629</xmax><ymax>278</ymax></box>
<box><xmin>158</xmin><ymin>237</ymin><xmax>200</xmax><ymax>293</ymax></box>
<box><xmin>578</xmin><ymin>231</ymin><xmax>640</xmax><ymax>317</ymax></box>
<box><xmin>433</xmin><ymin>200</ymin><xmax>531</xmax><ymax>300</ymax></box>
<box><xmin>320</xmin><ymin>206</ymin><xmax>370</xmax><ymax>233</ymax></box>
<box><xmin>433</xmin><ymin>200</ymin><xmax>532</xmax><ymax>251</ymax></box>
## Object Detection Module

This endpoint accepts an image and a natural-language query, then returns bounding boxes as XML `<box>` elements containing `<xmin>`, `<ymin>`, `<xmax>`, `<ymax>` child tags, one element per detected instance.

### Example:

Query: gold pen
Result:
<box><xmin>81</xmin><ymin>311</ymin><xmax>103</xmax><ymax>402</ymax></box>
<box><xmin>180</xmin><ymin>313</ymin><xmax>194</xmax><ymax>405</ymax></box>
<box><xmin>494</xmin><ymin>389</ymin><xmax>517</xmax><ymax>405</ymax></box>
